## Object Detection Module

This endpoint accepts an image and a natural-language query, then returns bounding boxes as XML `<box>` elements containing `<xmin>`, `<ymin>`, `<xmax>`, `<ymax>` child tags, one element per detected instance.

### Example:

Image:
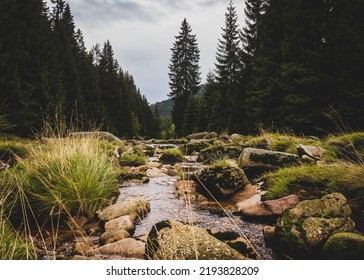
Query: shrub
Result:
<box><xmin>119</xmin><ymin>153</ymin><xmax>146</xmax><ymax>167</ymax></box>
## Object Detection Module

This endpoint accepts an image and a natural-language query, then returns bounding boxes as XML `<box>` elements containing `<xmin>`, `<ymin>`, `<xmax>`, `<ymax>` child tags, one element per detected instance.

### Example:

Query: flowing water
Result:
<box><xmin>118</xmin><ymin>175</ymin><xmax>276</xmax><ymax>260</ymax></box>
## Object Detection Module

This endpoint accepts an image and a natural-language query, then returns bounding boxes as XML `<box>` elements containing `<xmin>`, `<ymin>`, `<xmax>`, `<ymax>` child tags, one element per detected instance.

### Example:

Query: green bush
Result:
<box><xmin>119</xmin><ymin>153</ymin><xmax>146</xmax><ymax>167</ymax></box>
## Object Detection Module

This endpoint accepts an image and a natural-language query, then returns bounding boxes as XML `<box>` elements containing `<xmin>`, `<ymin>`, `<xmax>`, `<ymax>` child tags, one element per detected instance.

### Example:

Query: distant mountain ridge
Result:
<box><xmin>150</xmin><ymin>85</ymin><xmax>205</xmax><ymax>117</ymax></box>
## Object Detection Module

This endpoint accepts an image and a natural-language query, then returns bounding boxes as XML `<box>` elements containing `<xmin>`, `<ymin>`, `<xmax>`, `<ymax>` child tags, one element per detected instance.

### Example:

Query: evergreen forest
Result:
<box><xmin>168</xmin><ymin>0</ymin><xmax>364</xmax><ymax>137</ymax></box>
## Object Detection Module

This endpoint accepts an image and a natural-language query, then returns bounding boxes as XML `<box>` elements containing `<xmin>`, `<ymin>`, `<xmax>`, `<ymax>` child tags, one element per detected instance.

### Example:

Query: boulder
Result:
<box><xmin>159</xmin><ymin>152</ymin><xmax>183</xmax><ymax>164</ymax></box>
<box><xmin>184</xmin><ymin>139</ymin><xmax>212</xmax><ymax>155</ymax></box>
<box><xmin>297</xmin><ymin>144</ymin><xmax>327</xmax><ymax>160</ymax></box>
<box><xmin>69</xmin><ymin>131</ymin><xmax>122</xmax><ymax>143</ymax></box>
<box><xmin>322</xmin><ymin>232</ymin><xmax>364</xmax><ymax>259</ymax></box>
<box><xmin>187</xmin><ymin>132</ymin><xmax>208</xmax><ymax>140</ymax></box>
<box><xmin>104</xmin><ymin>215</ymin><xmax>135</xmax><ymax>233</ymax></box>
<box><xmin>99</xmin><ymin>229</ymin><xmax>130</xmax><ymax>245</ymax></box>
<box><xmin>93</xmin><ymin>238</ymin><xmax>145</xmax><ymax>258</ymax></box>
<box><xmin>145</xmin><ymin>220</ymin><xmax>249</xmax><ymax>260</ymax></box>
<box><xmin>97</xmin><ymin>199</ymin><xmax>150</xmax><ymax>222</ymax></box>
<box><xmin>262</xmin><ymin>226</ymin><xmax>276</xmax><ymax>245</ymax></box>
<box><xmin>198</xmin><ymin>145</ymin><xmax>243</xmax><ymax>163</ymax></box>
<box><xmin>226</xmin><ymin>237</ymin><xmax>259</xmax><ymax>260</ymax></box>
<box><xmin>274</xmin><ymin>193</ymin><xmax>355</xmax><ymax>257</ymax></box>
<box><xmin>238</xmin><ymin>195</ymin><xmax>300</xmax><ymax>220</ymax></box>
<box><xmin>192</xmin><ymin>166</ymin><xmax>249</xmax><ymax>200</ymax></box>
<box><xmin>203</xmin><ymin>132</ymin><xmax>218</xmax><ymax>139</ymax></box>
<box><xmin>238</xmin><ymin>148</ymin><xmax>300</xmax><ymax>177</ymax></box>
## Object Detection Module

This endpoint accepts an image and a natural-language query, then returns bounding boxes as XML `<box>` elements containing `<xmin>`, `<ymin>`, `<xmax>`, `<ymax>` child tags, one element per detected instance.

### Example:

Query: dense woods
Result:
<box><xmin>0</xmin><ymin>0</ymin><xmax>160</xmax><ymax>138</ymax></box>
<box><xmin>168</xmin><ymin>0</ymin><xmax>364</xmax><ymax>136</ymax></box>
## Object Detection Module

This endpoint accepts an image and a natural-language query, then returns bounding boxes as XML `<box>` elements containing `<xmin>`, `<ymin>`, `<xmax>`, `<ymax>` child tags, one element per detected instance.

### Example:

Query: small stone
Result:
<box><xmin>99</xmin><ymin>229</ymin><xmax>131</xmax><ymax>245</ymax></box>
<box><xmin>104</xmin><ymin>215</ymin><xmax>135</xmax><ymax>233</ymax></box>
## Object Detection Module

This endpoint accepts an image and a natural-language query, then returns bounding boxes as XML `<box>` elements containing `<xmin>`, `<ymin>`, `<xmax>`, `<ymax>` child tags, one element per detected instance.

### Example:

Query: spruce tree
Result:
<box><xmin>214</xmin><ymin>0</ymin><xmax>241</xmax><ymax>130</ymax></box>
<box><xmin>168</xmin><ymin>18</ymin><xmax>201</xmax><ymax>136</ymax></box>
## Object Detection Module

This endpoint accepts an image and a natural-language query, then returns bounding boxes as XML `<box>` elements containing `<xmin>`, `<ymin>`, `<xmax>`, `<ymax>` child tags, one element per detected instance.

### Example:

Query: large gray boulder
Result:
<box><xmin>297</xmin><ymin>144</ymin><xmax>327</xmax><ymax>160</ymax></box>
<box><xmin>238</xmin><ymin>148</ymin><xmax>300</xmax><ymax>177</ymax></box>
<box><xmin>145</xmin><ymin>220</ymin><xmax>250</xmax><ymax>260</ymax></box>
<box><xmin>274</xmin><ymin>193</ymin><xmax>355</xmax><ymax>257</ymax></box>
<box><xmin>97</xmin><ymin>199</ymin><xmax>150</xmax><ymax>222</ymax></box>
<box><xmin>192</xmin><ymin>166</ymin><xmax>249</xmax><ymax>200</ymax></box>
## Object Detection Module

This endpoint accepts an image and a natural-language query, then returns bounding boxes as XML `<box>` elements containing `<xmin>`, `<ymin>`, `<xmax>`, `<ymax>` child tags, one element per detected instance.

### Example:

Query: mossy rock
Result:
<box><xmin>192</xmin><ymin>166</ymin><xmax>249</xmax><ymax>200</ymax></box>
<box><xmin>182</xmin><ymin>140</ymin><xmax>213</xmax><ymax>155</ymax></box>
<box><xmin>323</xmin><ymin>232</ymin><xmax>364</xmax><ymax>259</ymax></box>
<box><xmin>198</xmin><ymin>145</ymin><xmax>243</xmax><ymax>163</ymax></box>
<box><xmin>275</xmin><ymin>193</ymin><xmax>355</xmax><ymax>258</ymax></box>
<box><xmin>159</xmin><ymin>149</ymin><xmax>184</xmax><ymax>164</ymax></box>
<box><xmin>145</xmin><ymin>220</ymin><xmax>249</xmax><ymax>260</ymax></box>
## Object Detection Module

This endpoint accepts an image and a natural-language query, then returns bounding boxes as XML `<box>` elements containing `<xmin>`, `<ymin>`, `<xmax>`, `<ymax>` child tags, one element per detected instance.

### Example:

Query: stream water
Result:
<box><xmin>118</xmin><ymin>175</ymin><xmax>276</xmax><ymax>260</ymax></box>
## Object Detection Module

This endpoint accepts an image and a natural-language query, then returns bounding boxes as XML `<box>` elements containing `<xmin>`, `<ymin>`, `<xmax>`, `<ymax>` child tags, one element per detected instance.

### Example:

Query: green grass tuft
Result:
<box><xmin>119</xmin><ymin>153</ymin><xmax>146</xmax><ymax>167</ymax></box>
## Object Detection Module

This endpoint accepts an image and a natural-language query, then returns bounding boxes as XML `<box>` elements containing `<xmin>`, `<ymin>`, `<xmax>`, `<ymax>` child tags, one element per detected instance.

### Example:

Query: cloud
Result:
<box><xmin>46</xmin><ymin>0</ymin><xmax>245</xmax><ymax>103</ymax></box>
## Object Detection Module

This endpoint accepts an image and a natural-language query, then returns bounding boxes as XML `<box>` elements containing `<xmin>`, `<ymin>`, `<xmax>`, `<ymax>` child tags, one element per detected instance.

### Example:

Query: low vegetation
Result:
<box><xmin>263</xmin><ymin>163</ymin><xmax>364</xmax><ymax>209</ymax></box>
<box><xmin>159</xmin><ymin>148</ymin><xmax>184</xmax><ymax>164</ymax></box>
<box><xmin>119</xmin><ymin>153</ymin><xmax>147</xmax><ymax>167</ymax></box>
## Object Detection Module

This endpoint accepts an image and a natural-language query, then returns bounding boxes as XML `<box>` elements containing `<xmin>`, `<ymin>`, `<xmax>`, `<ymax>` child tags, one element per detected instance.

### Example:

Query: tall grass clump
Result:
<box><xmin>325</xmin><ymin>132</ymin><xmax>364</xmax><ymax>163</ymax></box>
<box><xmin>263</xmin><ymin>163</ymin><xmax>364</xmax><ymax>208</ymax></box>
<box><xmin>0</xmin><ymin>175</ymin><xmax>33</xmax><ymax>259</ymax></box>
<box><xmin>18</xmin><ymin>136</ymin><xmax>119</xmax><ymax>222</ymax></box>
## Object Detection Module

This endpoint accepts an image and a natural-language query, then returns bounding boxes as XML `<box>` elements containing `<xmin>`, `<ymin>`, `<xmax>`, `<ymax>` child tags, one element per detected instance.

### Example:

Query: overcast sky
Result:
<box><xmin>48</xmin><ymin>0</ymin><xmax>246</xmax><ymax>104</ymax></box>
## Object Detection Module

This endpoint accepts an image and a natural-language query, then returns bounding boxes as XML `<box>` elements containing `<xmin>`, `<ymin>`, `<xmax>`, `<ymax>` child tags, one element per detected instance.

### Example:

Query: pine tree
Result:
<box><xmin>168</xmin><ymin>18</ymin><xmax>201</xmax><ymax>136</ymax></box>
<box><xmin>214</xmin><ymin>0</ymin><xmax>241</xmax><ymax>130</ymax></box>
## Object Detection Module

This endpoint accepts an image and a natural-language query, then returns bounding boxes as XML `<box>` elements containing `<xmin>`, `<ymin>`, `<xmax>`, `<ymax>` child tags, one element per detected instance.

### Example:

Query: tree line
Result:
<box><xmin>169</xmin><ymin>0</ymin><xmax>364</xmax><ymax>136</ymax></box>
<box><xmin>0</xmin><ymin>0</ymin><xmax>161</xmax><ymax>138</ymax></box>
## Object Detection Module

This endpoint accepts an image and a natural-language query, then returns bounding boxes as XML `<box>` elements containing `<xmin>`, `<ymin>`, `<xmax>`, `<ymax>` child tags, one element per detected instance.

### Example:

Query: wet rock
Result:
<box><xmin>73</xmin><ymin>255</ymin><xmax>103</xmax><ymax>260</ymax></box>
<box><xmin>104</xmin><ymin>215</ymin><xmax>135</xmax><ymax>233</ymax></box>
<box><xmin>97</xmin><ymin>199</ymin><xmax>150</xmax><ymax>222</ymax></box>
<box><xmin>145</xmin><ymin>220</ymin><xmax>249</xmax><ymax>260</ymax></box>
<box><xmin>238</xmin><ymin>195</ymin><xmax>300</xmax><ymax>220</ymax></box>
<box><xmin>323</xmin><ymin>232</ymin><xmax>364</xmax><ymax>259</ymax></box>
<box><xmin>236</xmin><ymin>194</ymin><xmax>262</xmax><ymax>211</ymax></box>
<box><xmin>226</xmin><ymin>237</ymin><xmax>259</xmax><ymax>260</ymax></box>
<box><xmin>297</xmin><ymin>144</ymin><xmax>327</xmax><ymax>160</ymax></box>
<box><xmin>187</xmin><ymin>132</ymin><xmax>208</xmax><ymax>140</ymax></box>
<box><xmin>274</xmin><ymin>193</ymin><xmax>355</xmax><ymax>257</ymax></box>
<box><xmin>93</xmin><ymin>238</ymin><xmax>145</xmax><ymax>258</ymax></box>
<box><xmin>192</xmin><ymin>166</ymin><xmax>249</xmax><ymax>200</ymax></box>
<box><xmin>146</xmin><ymin>168</ymin><xmax>168</xmax><ymax>178</ymax></box>
<box><xmin>147</xmin><ymin>161</ymin><xmax>162</xmax><ymax>168</ymax></box>
<box><xmin>238</xmin><ymin>148</ymin><xmax>301</xmax><ymax>177</ymax></box>
<box><xmin>262</xmin><ymin>226</ymin><xmax>276</xmax><ymax>245</ymax></box>
<box><xmin>99</xmin><ymin>229</ymin><xmax>131</xmax><ymax>245</ymax></box>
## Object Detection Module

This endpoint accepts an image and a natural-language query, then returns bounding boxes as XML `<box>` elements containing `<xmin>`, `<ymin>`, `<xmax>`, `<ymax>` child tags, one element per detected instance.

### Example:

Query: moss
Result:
<box><xmin>323</xmin><ymin>232</ymin><xmax>364</xmax><ymax>259</ymax></box>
